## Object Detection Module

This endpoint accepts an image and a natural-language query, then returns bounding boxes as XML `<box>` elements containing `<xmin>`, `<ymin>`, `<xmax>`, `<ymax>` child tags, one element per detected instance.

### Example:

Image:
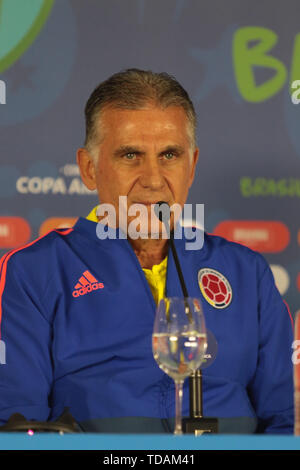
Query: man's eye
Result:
<box><xmin>124</xmin><ymin>153</ymin><xmax>136</xmax><ymax>160</ymax></box>
<box><xmin>164</xmin><ymin>152</ymin><xmax>175</xmax><ymax>160</ymax></box>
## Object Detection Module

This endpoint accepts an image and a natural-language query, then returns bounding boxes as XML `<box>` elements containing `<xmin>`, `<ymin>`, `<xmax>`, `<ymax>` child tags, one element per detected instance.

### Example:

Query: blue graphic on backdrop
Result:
<box><xmin>0</xmin><ymin>0</ymin><xmax>54</xmax><ymax>73</ymax></box>
<box><xmin>0</xmin><ymin>0</ymin><xmax>76</xmax><ymax>126</ymax></box>
<box><xmin>189</xmin><ymin>25</ymin><xmax>241</xmax><ymax>104</ymax></box>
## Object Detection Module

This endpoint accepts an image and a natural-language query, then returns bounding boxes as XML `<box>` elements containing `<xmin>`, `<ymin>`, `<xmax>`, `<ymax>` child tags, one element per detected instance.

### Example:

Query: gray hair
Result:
<box><xmin>84</xmin><ymin>68</ymin><xmax>197</xmax><ymax>160</ymax></box>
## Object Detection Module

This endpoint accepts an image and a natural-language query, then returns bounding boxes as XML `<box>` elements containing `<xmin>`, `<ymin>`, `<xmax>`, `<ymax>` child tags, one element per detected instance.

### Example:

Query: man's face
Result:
<box><xmin>80</xmin><ymin>104</ymin><xmax>198</xmax><ymax>234</ymax></box>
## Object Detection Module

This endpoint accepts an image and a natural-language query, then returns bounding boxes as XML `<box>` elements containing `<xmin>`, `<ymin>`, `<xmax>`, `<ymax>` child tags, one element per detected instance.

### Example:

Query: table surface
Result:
<box><xmin>0</xmin><ymin>433</ymin><xmax>299</xmax><ymax>450</ymax></box>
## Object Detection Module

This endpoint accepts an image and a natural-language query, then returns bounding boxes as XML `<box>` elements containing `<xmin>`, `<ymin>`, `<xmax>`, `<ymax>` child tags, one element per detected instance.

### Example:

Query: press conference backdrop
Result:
<box><xmin>0</xmin><ymin>0</ymin><xmax>299</xmax><ymax>318</ymax></box>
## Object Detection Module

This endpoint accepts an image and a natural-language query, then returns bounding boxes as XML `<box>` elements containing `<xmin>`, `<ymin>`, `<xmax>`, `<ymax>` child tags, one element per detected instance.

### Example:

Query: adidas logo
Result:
<box><xmin>72</xmin><ymin>270</ymin><xmax>104</xmax><ymax>298</ymax></box>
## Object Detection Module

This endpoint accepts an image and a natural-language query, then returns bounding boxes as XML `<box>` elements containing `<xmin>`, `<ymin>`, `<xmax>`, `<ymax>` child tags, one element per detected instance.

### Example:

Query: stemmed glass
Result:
<box><xmin>152</xmin><ymin>297</ymin><xmax>207</xmax><ymax>435</ymax></box>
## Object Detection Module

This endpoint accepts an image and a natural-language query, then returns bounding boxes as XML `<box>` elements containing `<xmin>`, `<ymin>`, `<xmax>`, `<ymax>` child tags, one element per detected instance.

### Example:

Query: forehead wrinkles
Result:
<box><xmin>91</xmin><ymin>105</ymin><xmax>196</xmax><ymax>162</ymax></box>
<box><xmin>101</xmin><ymin>106</ymin><xmax>192</xmax><ymax>137</ymax></box>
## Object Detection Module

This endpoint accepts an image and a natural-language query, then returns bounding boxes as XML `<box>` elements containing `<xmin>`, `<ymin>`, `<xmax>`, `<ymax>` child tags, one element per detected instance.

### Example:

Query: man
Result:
<box><xmin>0</xmin><ymin>69</ymin><xmax>294</xmax><ymax>433</ymax></box>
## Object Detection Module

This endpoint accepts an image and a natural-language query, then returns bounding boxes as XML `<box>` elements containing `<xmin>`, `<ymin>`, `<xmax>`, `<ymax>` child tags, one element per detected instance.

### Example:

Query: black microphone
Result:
<box><xmin>154</xmin><ymin>201</ymin><xmax>218</xmax><ymax>435</ymax></box>
<box><xmin>154</xmin><ymin>202</ymin><xmax>189</xmax><ymax>300</ymax></box>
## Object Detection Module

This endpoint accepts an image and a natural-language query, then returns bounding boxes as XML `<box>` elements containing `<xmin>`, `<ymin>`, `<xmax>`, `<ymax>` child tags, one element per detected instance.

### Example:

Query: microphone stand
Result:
<box><xmin>156</xmin><ymin>202</ymin><xmax>218</xmax><ymax>435</ymax></box>
<box><xmin>170</xmin><ymin>230</ymin><xmax>218</xmax><ymax>434</ymax></box>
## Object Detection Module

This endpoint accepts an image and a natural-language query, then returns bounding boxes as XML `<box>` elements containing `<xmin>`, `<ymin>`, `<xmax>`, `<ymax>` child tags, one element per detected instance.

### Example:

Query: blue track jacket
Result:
<box><xmin>0</xmin><ymin>218</ymin><xmax>294</xmax><ymax>433</ymax></box>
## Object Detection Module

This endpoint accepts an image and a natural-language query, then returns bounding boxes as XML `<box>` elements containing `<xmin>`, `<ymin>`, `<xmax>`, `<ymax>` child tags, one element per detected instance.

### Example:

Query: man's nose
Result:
<box><xmin>139</xmin><ymin>159</ymin><xmax>165</xmax><ymax>190</ymax></box>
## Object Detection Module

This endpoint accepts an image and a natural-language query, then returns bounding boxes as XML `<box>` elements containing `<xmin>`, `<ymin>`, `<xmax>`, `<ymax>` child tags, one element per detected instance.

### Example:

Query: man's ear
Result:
<box><xmin>76</xmin><ymin>148</ymin><xmax>97</xmax><ymax>190</ymax></box>
<box><xmin>188</xmin><ymin>147</ymin><xmax>199</xmax><ymax>188</ymax></box>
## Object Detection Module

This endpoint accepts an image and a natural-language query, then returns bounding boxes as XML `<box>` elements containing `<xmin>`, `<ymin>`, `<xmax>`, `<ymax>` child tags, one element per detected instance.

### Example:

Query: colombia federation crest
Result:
<box><xmin>198</xmin><ymin>268</ymin><xmax>232</xmax><ymax>309</ymax></box>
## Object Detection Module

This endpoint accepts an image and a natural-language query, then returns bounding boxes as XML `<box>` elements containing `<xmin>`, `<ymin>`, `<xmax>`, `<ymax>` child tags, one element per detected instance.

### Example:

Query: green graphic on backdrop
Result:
<box><xmin>240</xmin><ymin>177</ymin><xmax>300</xmax><ymax>197</ymax></box>
<box><xmin>0</xmin><ymin>0</ymin><xmax>54</xmax><ymax>73</ymax></box>
<box><xmin>290</xmin><ymin>33</ymin><xmax>300</xmax><ymax>89</ymax></box>
<box><xmin>233</xmin><ymin>27</ymin><xmax>287</xmax><ymax>102</ymax></box>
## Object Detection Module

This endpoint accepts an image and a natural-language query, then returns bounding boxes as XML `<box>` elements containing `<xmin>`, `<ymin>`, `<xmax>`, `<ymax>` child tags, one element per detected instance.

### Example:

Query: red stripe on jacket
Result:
<box><xmin>0</xmin><ymin>228</ymin><xmax>73</xmax><ymax>339</ymax></box>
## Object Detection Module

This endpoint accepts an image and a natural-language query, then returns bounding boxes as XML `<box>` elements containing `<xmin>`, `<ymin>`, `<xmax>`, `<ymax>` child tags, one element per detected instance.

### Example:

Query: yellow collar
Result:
<box><xmin>86</xmin><ymin>206</ymin><xmax>99</xmax><ymax>222</ymax></box>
